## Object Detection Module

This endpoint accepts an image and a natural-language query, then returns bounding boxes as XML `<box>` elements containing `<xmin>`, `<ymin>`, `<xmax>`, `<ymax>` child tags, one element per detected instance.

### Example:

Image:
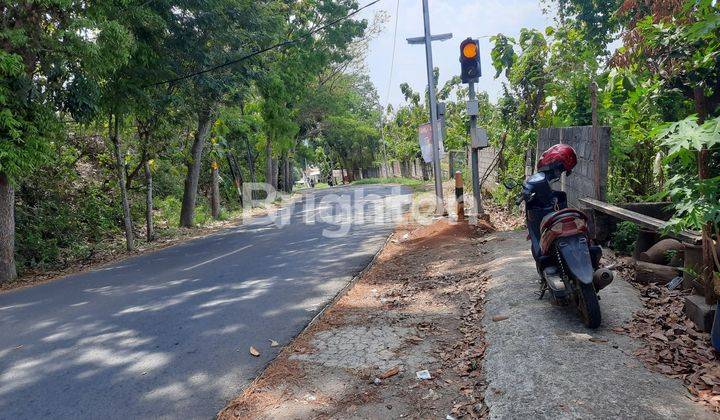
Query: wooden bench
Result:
<box><xmin>578</xmin><ymin>197</ymin><xmax>702</xmax><ymax>245</ymax></box>
<box><xmin>580</xmin><ymin>197</ymin><xmax>708</xmax><ymax>295</ymax></box>
<box><xmin>578</xmin><ymin>198</ymin><xmax>716</xmax><ymax>332</ymax></box>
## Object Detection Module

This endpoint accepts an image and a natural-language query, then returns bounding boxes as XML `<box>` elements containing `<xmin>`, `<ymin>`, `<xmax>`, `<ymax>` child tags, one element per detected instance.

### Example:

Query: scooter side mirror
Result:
<box><xmin>502</xmin><ymin>179</ymin><xmax>518</xmax><ymax>190</ymax></box>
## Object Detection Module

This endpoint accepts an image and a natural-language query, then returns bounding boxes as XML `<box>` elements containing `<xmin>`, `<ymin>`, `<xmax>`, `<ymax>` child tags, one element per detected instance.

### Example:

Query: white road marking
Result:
<box><xmin>182</xmin><ymin>244</ymin><xmax>252</xmax><ymax>271</ymax></box>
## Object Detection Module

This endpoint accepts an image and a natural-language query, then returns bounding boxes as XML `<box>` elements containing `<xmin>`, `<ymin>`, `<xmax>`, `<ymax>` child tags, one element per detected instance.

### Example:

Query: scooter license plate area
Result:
<box><xmin>557</xmin><ymin>235</ymin><xmax>594</xmax><ymax>285</ymax></box>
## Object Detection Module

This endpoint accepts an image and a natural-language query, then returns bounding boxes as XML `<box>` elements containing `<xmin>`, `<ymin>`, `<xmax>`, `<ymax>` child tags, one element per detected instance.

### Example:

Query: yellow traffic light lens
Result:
<box><xmin>462</xmin><ymin>42</ymin><xmax>478</xmax><ymax>59</ymax></box>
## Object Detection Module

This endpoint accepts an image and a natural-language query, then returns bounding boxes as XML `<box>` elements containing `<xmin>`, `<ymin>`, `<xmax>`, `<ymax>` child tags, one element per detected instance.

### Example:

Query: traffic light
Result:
<box><xmin>459</xmin><ymin>38</ymin><xmax>481</xmax><ymax>84</ymax></box>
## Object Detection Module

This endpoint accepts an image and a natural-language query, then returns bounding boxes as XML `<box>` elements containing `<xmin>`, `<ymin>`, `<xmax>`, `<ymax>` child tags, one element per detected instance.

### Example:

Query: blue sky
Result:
<box><xmin>358</xmin><ymin>0</ymin><xmax>556</xmax><ymax>108</ymax></box>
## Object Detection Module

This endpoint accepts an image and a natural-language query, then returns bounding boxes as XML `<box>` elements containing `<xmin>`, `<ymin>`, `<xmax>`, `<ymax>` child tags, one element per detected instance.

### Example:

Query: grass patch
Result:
<box><xmin>352</xmin><ymin>177</ymin><xmax>426</xmax><ymax>190</ymax></box>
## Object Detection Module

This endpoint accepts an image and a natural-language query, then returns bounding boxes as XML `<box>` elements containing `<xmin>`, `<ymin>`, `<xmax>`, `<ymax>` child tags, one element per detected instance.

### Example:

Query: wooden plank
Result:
<box><xmin>579</xmin><ymin>197</ymin><xmax>702</xmax><ymax>245</ymax></box>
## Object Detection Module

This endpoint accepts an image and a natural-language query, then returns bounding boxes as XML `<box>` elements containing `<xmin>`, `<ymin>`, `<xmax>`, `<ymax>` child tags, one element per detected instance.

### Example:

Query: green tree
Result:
<box><xmin>169</xmin><ymin>0</ymin><xmax>282</xmax><ymax>227</ymax></box>
<box><xmin>257</xmin><ymin>0</ymin><xmax>367</xmax><ymax>191</ymax></box>
<box><xmin>490</xmin><ymin>29</ymin><xmax>550</xmax><ymax>181</ymax></box>
<box><xmin>0</xmin><ymin>1</ymin><xmax>132</xmax><ymax>282</ymax></box>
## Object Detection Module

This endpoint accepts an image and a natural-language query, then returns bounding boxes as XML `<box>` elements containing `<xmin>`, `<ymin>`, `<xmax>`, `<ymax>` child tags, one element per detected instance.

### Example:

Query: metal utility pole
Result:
<box><xmin>468</xmin><ymin>82</ymin><xmax>483</xmax><ymax>215</ymax></box>
<box><xmin>407</xmin><ymin>0</ymin><xmax>451</xmax><ymax>215</ymax></box>
<box><xmin>459</xmin><ymin>37</ymin><xmax>487</xmax><ymax>218</ymax></box>
<box><xmin>380</xmin><ymin>115</ymin><xmax>391</xmax><ymax>178</ymax></box>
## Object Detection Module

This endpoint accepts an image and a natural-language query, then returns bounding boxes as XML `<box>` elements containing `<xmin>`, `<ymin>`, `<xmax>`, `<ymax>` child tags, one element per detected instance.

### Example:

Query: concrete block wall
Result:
<box><xmin>537</xmin><ymin>126</ymin><xmax>610</xmax><ymax>208</ymax></box>
<box><xmin>370</xmin><ymin>159</ymin><xmax>426</xmax><ymax>179</ymax></box>
<box><xmin>477</xmin><ymin>147</ymin><xmax>498</xmax><ymax>186</ymax></box>
<box><xmin>359</xmin><ymin>158</ymin><xmax>435</xmax><ymax>181</ymax></box>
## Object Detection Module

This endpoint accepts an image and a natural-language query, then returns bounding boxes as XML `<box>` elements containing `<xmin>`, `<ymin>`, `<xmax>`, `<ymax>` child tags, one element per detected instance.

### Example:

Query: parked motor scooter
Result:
<box><xmin>504</xmin><ymin>144</ymin><xmax>613</xmax><ymax>328</ymax></box>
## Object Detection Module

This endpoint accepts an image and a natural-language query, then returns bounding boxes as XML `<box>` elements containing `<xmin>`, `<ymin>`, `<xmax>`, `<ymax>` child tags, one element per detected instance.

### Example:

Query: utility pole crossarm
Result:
<box><xmin>406</xmin><ymin>33</ymin><xmax>453</xmax><ymax>44</ymax></box>
<box><xmin>407</xmin><ymin>0</ymin><xmax>450</xmax><ymax>216</ymax></box>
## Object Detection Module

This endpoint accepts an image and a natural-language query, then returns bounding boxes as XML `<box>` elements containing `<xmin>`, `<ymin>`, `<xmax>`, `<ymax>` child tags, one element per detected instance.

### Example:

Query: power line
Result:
<box><xmin>384</xmin><ymin>0</ymin><xmax>401</xmax><ymax>107</ymax></box>
<box><xmin>379</xmin><ymin>0</ymin><xmax>400</xmax><ymax>177</ymax></box>
<box><xmin>145</xmin><ymin>0</ymin><xmax>380</xmax><ymax>87</ymax></box>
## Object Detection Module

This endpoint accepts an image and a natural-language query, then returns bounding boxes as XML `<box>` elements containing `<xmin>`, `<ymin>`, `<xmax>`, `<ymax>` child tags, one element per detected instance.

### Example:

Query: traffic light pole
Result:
<box><xmin>468</xmin><ymin>82</ymin><xmax>483</xmax><ymax>216</ymax></box>
<box><xmin>420</xmin><ymin>0</ymin><xmax>445</xmax><ymax>215</ymax></box>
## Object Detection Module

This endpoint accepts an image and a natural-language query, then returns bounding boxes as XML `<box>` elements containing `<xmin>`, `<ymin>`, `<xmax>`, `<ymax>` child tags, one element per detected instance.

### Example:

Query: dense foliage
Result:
<box><xmin>0</xmin><ymin>1</ymin><xmax>381</xmax><ymax>280</ymax></box>
<box><xmin>1</xmin><ymin>0</ymin><xmax>718</xmax><ymax>283</ymax></box>
<box><xmin>489</xmin><ymin>0</ymin><xmax>719</xmax><ymax>279</ymax></box>
<box><xmin>381</xmin><ymin>70</ymin><xmax>496</xmax><ymax>180</ymax></box>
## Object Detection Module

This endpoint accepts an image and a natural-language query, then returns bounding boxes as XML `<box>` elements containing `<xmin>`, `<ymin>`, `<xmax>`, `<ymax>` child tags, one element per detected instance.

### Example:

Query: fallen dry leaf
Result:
<box><xmin>589</xmin><ymin>337</ymin><xmax>608</xmax><ymax>343</ymax></box>
<box><xmin>650</xmin><ymin>332</ymin><xmax>669</xmax><ymax>342</ymax></box>
<box><xmin>379</xmin><ymin>366</ymin><xmax>400</xmax><ymax>379</ymax></box>
<box><xmin>616</xmin><ymin>280</ymin><xmax>720</xmax><ymax>410</ymax></box>
<box><xmin>491</xmin><ymin>315</ymin><xmax>509</xmax><ymax>322</ymax></box>
<box><xmin>249</xmin><ymin>346</ymin><xmax>260</xmax><ymax>357</ymax></box>
<box><xmin>269</xmin><ymin>340</ymin><xmax>279</xmax><ymax>347</ymax></box>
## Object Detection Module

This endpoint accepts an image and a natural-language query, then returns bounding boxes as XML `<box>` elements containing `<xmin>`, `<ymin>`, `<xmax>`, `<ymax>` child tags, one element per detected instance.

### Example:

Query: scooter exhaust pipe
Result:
<box><xmin>593</xmin><ymin>268</ymin><xmax>614</xmax><ymax>291</ymax></box>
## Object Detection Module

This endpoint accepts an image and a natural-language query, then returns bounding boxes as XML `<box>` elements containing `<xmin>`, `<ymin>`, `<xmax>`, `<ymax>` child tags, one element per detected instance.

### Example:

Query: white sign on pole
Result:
<box><xmin>419</xmin><ymin>122</ymin><xmax>445</xmax><ymax>163</ymax></box>
<box><xmin>419</xmin><ymin>123</ymin><xmax>433</xmax><ymax>163</ymax></box>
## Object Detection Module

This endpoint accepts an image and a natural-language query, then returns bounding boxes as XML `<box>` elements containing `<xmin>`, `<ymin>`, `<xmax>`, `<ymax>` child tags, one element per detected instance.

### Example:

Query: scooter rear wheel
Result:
<box><xmin>577</xmin><ymin>283</ymin><xmax>601</xmax><ymax>329</ymax></box>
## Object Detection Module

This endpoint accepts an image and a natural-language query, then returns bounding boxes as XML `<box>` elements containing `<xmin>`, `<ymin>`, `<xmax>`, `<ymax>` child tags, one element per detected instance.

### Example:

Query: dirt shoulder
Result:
<box><xmin>216</xmin><ymin>191</ymin><xmax>718</xmax><ymax>419</ymax></box>
<box><xmin>218</xmin><ymin>218</ymin><xmax>493</xmax><ymax>419</ymax></box>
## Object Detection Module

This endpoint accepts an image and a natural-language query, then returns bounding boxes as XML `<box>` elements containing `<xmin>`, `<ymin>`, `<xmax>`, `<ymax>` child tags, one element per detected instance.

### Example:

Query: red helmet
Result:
<box><xmin>537</xmin><ymin>144</ymin><xmax>577</xmax><ymax>175</ymax></box>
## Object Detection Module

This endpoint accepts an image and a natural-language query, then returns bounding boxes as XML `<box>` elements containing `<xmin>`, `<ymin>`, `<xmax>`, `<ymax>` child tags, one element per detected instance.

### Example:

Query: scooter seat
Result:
<box><xmin>540</xmin><ymin>208</ymin><xmax>587</xmax><ymax>233</ymax></box>
<box><xmin>539</xmin><ymin>209</ymin><xmax>589</xmax><ymax>256</ymax></box>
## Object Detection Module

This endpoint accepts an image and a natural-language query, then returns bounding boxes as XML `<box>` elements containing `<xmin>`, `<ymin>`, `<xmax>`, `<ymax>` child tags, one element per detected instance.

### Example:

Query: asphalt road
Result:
<box><xmin>0</xmin><ymin>184</ymin><xmax>411</xmax><ymax>419</ymax></box>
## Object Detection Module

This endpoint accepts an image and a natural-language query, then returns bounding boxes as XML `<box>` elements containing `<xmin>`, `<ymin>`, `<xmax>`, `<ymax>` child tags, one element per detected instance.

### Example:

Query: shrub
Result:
<box><xmin>155</xmin><ymin>196</ymin><xmax>182</xmax><ymax>227</ymax></box>
<box><xmin>15</xmin><ymin>177</ymin><xmax>121</xmax><ymax>271</ymax></box>
<box><xmin>610</xmin><ymin>221</ymin><xmax>638</xmax><ymax>255</ymax></box>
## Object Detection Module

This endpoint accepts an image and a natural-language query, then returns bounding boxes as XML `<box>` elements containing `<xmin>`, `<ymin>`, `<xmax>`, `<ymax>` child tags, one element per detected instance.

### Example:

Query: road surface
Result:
<box><xmin>0</xmin><ymin>184</ymin><xmax>411</xmax><ymax>419</ymax></box>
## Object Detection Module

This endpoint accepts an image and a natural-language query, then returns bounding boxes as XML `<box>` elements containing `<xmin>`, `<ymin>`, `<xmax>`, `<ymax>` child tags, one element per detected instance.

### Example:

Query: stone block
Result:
<box><xmin>684</xmin><ymin>294</ymin><xmax>716</xmax><ymax>332</ymax></box>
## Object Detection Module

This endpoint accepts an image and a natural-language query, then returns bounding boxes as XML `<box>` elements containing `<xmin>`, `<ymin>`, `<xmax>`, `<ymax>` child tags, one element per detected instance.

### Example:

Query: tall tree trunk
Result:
<box><xmin>111</xmin><ymin>115</ymin><xmax>135</xmax><ymax>251</ymax></box>
<box><xmin>448</xmin><ymin>152</ymin><xmax>454</xmax><ymax>180</ymax></box>
<box><xmin>243</xmin><ymin>137</ymin><xmax>258</xmax><ymax>200</ymax></box>
<box><xmin>280</xmin><ymin>152</ymin><xmax>291</xmax><ymax>193</ymax></box>
<box><xmin>0</xmin><ymin>172</ymin><xmax>16</xmax><ymax>284</ymax></box>
<box><xmin>694</xmin><ymin>87</ymin><xmax>717</xmax><ymax>304</ymax></box>
<box><xmin>341</xmin><ymin>160</ymin><xmax>348</xmax><ymax>184</ymax></box>
<box><xmin>180</xmin><ymin>109</ymin><xmax>214</xmax><ymax>227</ymax></box>
<box><xmin>271</xmin><ymin>157</ymin><xmax>278</xmax><ymax>190</ymax></box>
<box><xmin>278</xmin><ymin>154</ymin><xmax>286</xmax><ymax>192</ymax></box>
<box><xmin>285</xmin><ymin>158</ymin><xmax>292</xmax><ymax>193</ymax></box>
<box><xmin>211</xmin><ymin>161</ymin><xmax>220</xmax><ymax>219</ymax></box>
<box><xmin>265</xmin><ymin>139</ymin><xmax>273</xmax><ymax>188</ymax></box>
<box><xmin>284</xmin><ymin>155</ymin><xmax>290</xmax><ymax>192</ymax></box>
<box><xmin>226</xmin><ymin>152</ymin><xmax>244</xmax><ymax>207</ymax></box>
<box><xmin>421</xmin><ymin>160</ymin><xmax>429</xmax><ymax>181</ymax></box>
<box><xmin>144</xmin><ymin>161</ymin><xmax>154</xmax><ymax>242</ymax></box>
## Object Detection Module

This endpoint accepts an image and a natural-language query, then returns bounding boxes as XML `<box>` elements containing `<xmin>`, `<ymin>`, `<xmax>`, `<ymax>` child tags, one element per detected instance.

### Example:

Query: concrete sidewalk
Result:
<box><xmin>480</xmin><ymin>231</ymin><xmax>715</xmax><ymax>419</ymax></box>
